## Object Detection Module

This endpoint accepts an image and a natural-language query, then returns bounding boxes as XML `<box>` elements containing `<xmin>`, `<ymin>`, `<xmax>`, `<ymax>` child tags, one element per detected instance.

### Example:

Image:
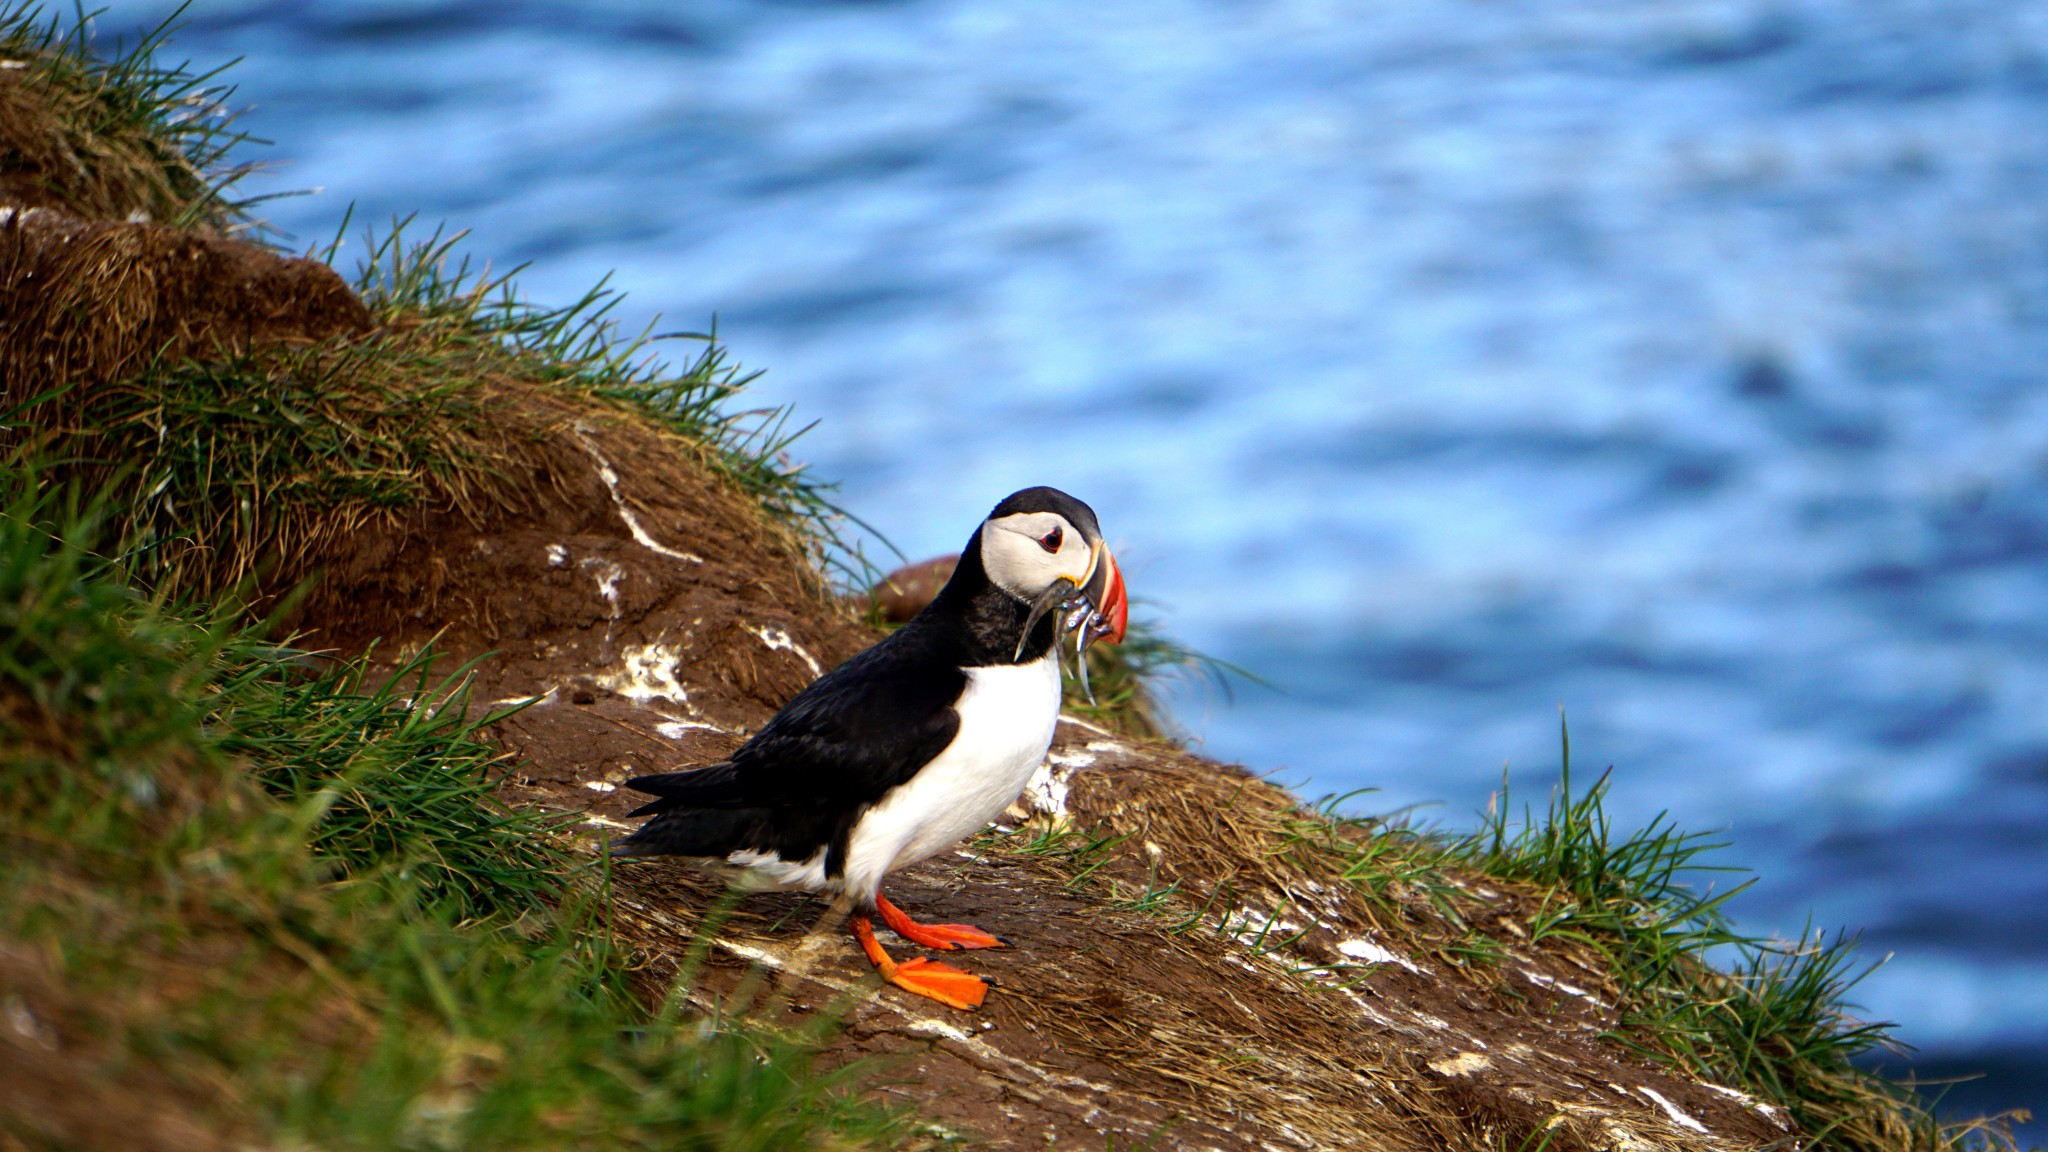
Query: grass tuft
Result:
<box><xmin>8</xmin><ymin>213</ymin><xmax>861</xmax><ymax>606</ymax></box>
<box><xmin>1446</xmin><ymin>719</ymin><xmax>2027</xmax><ymax>1152</ymax></box>
<box><xmin>213</xmin><ymin>642</ymin><xmax>572</xmax><ymax>922</ymax></box>
<box><xmin>1028</xmin><ymin>709</ymin><xmax>2029</xmax><ymax>1152</ymax></box>
<box><xmin>349</xmin><ymin>221</ymin><xmax>866</xmax><ymax>586</ymax></box>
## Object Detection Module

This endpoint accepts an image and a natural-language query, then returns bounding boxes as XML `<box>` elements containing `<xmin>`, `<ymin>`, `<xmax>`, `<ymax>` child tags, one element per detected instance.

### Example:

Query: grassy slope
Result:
<box><xmin>1291</xmin><ymin>746</ymin><xmax>2015</xmax><ymax>1150</ymax></box>
<box><xmin>0</xmin><ymin>468</ymin><xmax>919</xmax><ymax>1152</ymax></box>
<box><xmin>1006</xmin><ymin>732</ymin><xmax>2027</xmax><ymax>1151</ymax></box>
<box><xmin>0</xmin><ymin>5</ymin><xmax>2028</xmax><ymax>1150</ymax></box>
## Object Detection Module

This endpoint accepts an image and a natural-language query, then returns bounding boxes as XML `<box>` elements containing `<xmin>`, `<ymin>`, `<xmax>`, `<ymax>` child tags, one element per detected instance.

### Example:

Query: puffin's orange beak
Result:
<box><xmin>1082</xmin><ymin>542</ymin><xmax>1128</xmax><ymax>646</ymax></box>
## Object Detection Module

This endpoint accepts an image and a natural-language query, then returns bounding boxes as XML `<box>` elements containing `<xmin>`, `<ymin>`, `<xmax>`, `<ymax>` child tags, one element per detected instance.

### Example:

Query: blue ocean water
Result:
<box><xmin>100</xmin><ymin>0</ymin><xmax>2048</xmax><ymax>1129</ymax></box>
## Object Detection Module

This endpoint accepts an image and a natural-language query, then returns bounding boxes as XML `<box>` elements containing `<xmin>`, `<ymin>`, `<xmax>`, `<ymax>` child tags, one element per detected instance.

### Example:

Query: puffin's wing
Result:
<box><xmin>624</xmin><ymin>640</ymin><xmax>966</xmax><ymax>814</ymax></box>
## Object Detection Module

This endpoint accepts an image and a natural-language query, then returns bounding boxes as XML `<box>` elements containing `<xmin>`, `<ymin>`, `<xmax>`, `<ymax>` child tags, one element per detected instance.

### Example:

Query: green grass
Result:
<box><xmin>348</xmin><ymin>221</ymin><xmax>858</xmax><ymax>575</ymax></box>
<box><xmin>215</xmin><ymin>642</ymin><xmax>571</xmax><ymax>923</ymax></box>
<box><xmin>22</xmin><ymin>215</ymin><xmax>862</xmax><ymax>601</ymax></box>
<box><xmin>0</xmin><ymin>460</ymin><xmax>915</xmax><ymax>1152</ymax></box>
<box><xmin>1006</xmin><ymin>709</ymin><xmax>2026</xmax><ymax>1152</ymax></box>
<box><xmin>1300</xmin><ymin>719</ymin><xmax>2023</xmax><ymax>1152</ymax></box>
<box><xmin>1447</xmin><ymin>724</ymin><xmax>2026</xmax><ymax>1152</ymax></box>
<box><xmin>1012</xmin><ymin>819</ymin><xmax>1135</xmax><ymax>892</ymax></box>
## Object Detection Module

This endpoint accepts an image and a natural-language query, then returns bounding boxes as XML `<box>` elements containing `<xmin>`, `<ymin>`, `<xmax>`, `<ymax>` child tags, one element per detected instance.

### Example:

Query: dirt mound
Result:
<box><xmin>596</xmin><ymin>740</ymin><xmax>1795</xmax><ymax>1151</ymax></box>
<box><xmin>0</xmin><ymin>187</ymin><xmax>835</xmax><ymax>635</ymax></box>
<box><xmin>308</xmin><ymin>407</ymin><xmax>872</xmax><ymax>734</ymax></box>
<box><xmin>3</xmin><ymin>52</ymin><xmax>360</xmax><ymax>405</ymax></box>
<box><xmin>2</xmin><ymin>212</ymin><xmax>1792</xmax><ymax>1149</ymax></box>
<box><xmin>0</xmin><ymin>205</ymin><xmax>368</xmax><ymax>404</ymax></box>
<box><xmin>0</xmin><ymin>206</ymin><xmax>1806</xmax><ymax>1152</ymax></box>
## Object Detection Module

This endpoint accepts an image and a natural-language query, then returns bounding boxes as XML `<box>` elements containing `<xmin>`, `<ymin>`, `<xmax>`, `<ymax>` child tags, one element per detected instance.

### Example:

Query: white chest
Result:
<box><xmin>839</xmin><ymin>656</ymin><xmax>1062</xmax><ymax>900</ymax></box>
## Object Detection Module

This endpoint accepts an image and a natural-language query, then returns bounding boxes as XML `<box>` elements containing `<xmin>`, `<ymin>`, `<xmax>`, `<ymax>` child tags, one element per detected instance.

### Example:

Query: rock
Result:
<box><xmin>863</xmin><ymin>553</ymin><xmax>958</xmax><ymax>623</ymax></box>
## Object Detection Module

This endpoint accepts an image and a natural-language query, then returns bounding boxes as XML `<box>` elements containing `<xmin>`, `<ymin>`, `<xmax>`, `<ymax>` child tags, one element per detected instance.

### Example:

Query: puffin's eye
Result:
<box><xmin>1037</xmin><ymin>527</ymin><xmax>1063</xmax><ymax>553</ymax></box>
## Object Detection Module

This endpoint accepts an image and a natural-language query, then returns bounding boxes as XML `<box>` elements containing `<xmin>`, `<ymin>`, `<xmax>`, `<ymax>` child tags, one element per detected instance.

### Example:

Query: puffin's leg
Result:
<box><xmin>875</xmin><ymin>893</ymin><xmax>1008</xmax><ymax>951</ymax></box>
<box><xmin>850</xmin><ymin>912</ymin><xmax>987</xmax><ymax>1010</ymax></box>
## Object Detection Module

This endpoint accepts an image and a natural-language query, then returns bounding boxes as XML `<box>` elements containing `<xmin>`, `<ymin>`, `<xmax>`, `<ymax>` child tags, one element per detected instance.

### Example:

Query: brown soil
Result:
<box><xmin>302</xmin><ymin>405</ymin><xmax>869</xmax><ymax>732</ymax></box>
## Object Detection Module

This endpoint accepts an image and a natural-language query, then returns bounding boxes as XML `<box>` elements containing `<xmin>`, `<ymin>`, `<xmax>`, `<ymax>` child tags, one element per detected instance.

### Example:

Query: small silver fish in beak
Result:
<box><xmin>1012</xmin><ymin>541</ymin><xmax>1130</xmax><ymax>702</ymax></box>
<box><xmin>1016</xmin><ymin>577</ymin><xmax>1081</xmax><ymax>662</ymax></box>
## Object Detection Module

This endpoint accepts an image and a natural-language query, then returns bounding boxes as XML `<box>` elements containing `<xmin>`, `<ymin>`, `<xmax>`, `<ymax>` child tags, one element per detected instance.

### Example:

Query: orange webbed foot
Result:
<box><xmin>853</xmin><ymin>909</ymin><xmax>992</xmax><ymax>1011</ymax></box>
<box><xmin>876</xmin><ymin>894</ymin><xmax>1009</xmax><ymax>951</ymax></box>
<box><xmin>887</xmin><ymin>956</ymin><xmax>988</xmax><ymax>1011</ymax></box>
<box><xmin>895</xmin><ymin>920</ymin><xmax>1009</xmax><ymax>951</ymax></box>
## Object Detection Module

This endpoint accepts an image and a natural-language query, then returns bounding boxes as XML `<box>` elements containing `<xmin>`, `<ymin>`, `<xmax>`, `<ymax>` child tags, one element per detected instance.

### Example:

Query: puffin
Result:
<box><xmin>612</xmin><ymin>486</ymin><xmax>1129</xmax><ymax>1011</ymax></box>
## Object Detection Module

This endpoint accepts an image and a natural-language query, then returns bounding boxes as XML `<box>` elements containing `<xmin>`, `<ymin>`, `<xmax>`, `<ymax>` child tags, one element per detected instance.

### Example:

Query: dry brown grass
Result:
<box><xmin>0</xmin><ymin>72</ymin><xmax>205</xmax><ymax>222</ymax></box>
<box><xmin>573</xmin><ymin>732</ymin><xmax>1794</xmax><ymax>1151</ymax></box>
<box><xmin>2</xmin><ymin>27</ymin><xmax>838</xmax><ymax>623</ymax></box>
<box><xmin>0</xmin><ymin>207</ymin><xmax>369</xmax><ymax>408</ymax></box>
<box><xmin>0</xmin><ymin>8</ymin><xmax>246</xmax><ymax>229</ymax></box>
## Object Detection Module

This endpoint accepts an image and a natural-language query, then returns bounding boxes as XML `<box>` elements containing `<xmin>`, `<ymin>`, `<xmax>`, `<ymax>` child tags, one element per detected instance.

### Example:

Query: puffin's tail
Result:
<box><xmin>608</xmin><ymin>763</ymin><xmax>761</xmax><ymax>859</ymax></box>
<box><xmin>610</xmin><ymin>807</ymin><xmax>772</xmax><ymax>859</ymax></box>
<box><xmin>618</xmin><ymin>764</ymin><xmax>746</xmax><ymax>816</ymax></box>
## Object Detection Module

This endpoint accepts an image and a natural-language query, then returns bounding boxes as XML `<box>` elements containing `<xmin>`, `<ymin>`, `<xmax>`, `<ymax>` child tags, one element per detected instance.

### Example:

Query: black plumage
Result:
<box><xmin>612</xmin><ymin>517</ymin><xmax>1065</xmax><ymax>873</ymax></box>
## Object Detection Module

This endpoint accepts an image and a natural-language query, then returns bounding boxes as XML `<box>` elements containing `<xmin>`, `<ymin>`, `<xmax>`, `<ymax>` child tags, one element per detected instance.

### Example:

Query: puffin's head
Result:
<box><xmin>977</xmin><ymin>486</ymin><xmax>1128</xmax><ymax>649</ymax></box>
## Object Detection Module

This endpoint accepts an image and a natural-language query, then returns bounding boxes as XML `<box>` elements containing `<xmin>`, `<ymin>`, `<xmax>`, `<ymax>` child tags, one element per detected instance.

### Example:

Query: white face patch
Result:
<box><xmin>979</xmin><ymin>511</ymin><xmax>1091</xmax><ymax>599</ymax></box>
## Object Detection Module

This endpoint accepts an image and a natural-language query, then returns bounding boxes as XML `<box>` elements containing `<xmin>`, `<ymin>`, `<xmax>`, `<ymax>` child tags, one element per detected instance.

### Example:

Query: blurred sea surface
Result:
<box><xmin>104</xmin><ymin>0</ymin><xmax>2048</xmax><ymax>1127</ymax></box>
